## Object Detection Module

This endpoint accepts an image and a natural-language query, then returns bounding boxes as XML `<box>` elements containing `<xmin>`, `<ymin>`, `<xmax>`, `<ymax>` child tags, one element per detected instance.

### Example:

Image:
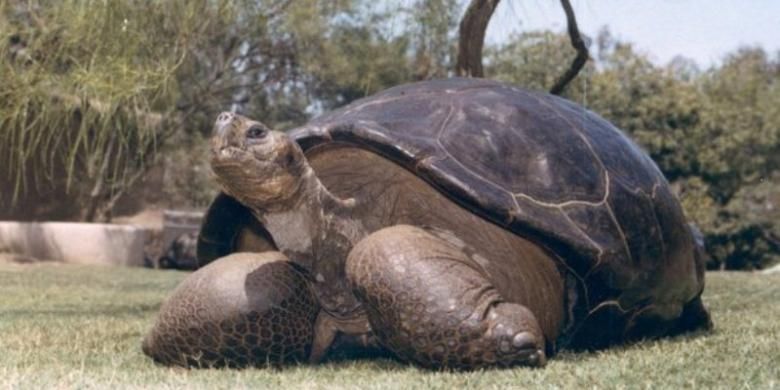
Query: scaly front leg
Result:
<box><xmin>346</xmin><ymin>225</ymin><xmax>547</xmax><ymax>370</ymax></box>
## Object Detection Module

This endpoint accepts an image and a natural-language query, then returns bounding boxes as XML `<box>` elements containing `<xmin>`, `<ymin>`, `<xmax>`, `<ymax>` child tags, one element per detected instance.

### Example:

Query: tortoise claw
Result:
<box><xmin>505</xmin><ymin>332</ymin><xmax>546</xmax><ymax>367</ymax></box>
<box><xmin>512</xmin><ymin>331</ymin><xmax>535</xmax><ymax>349</ymax></box>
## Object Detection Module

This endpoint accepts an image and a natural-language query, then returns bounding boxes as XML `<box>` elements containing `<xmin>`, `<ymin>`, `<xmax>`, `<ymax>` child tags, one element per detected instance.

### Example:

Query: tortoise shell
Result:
<box><xmin>287</xmin><ymin>78</ymin><xmax>704</xmax><ymax>319</ymax></box>
<box><xmin>198</xmin><ymin>78</ymin><xmax>705</xmax><ymax>341</ymax></box>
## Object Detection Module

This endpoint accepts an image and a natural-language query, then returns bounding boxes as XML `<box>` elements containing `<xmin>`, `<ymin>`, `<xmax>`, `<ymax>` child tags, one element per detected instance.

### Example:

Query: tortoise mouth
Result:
<box><xmin>211</xmin><ymin>145</ymin><xmax>243</xmax><ymax>163</ymax></box>
<box><xmin>214</xmin><ymin>145</ymin><xmax>245</xmax><ymax>158</ymax></box>
<box><xmin>211</xmin><ymin>145</ymin><xmax>275</xmax><ymax>171</ymax></box>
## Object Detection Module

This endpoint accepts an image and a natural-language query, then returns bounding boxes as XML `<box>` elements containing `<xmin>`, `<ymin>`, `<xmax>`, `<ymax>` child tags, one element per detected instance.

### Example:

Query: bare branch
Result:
<box><xmin>83</xmin><ymin>130</ymin><xmax>116</xmax><ymax>222</ymax></box>
<box><xmin>456</xmin><ymin>0</ymin><xmax>501</xmax><ymax>78</ymax></box>
<box><xmin>549</xmin><ymin>0</ymin><xmax>589</xmax><ymax>95</ymax></box>
<box><xmin>96</xmin><ymin>156</ymin><xmax>156</xmax><ymax>222</ymax></box>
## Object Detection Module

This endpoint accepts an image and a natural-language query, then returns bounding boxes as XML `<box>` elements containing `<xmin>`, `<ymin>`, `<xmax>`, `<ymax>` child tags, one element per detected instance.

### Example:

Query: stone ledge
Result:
<box><xmin>0</xmin><ymin>222</ymin><xmax>148</xmax><ymax>266</ymax></box>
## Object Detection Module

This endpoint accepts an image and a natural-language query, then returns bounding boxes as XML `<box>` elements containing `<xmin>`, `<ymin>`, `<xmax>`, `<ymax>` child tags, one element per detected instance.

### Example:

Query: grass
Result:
<box><xmin>0</xmin><ymin>262</ymin><xmax>778</xmax><ymax>389</ymax></box>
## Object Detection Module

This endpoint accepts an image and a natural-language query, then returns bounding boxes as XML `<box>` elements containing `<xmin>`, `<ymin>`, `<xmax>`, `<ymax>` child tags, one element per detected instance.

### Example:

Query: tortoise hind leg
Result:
<box><xmin>143</xmin><ymin>252</ymin><xmax>319</xmax><ymax>367</ymax></box>
<box><xmin>346</xmin><ymin>225</ymin><xmax>547</xmax><ymax>369</ymax></box>
<box><xmin>605</xmin><ymin>293</ymin><xmax>713</xmax><ymax>347</ymax></box>
<box><xmin>671</xmin><ymin>294</ymin><xmax>713</xmax><ymax>334</ymax></box>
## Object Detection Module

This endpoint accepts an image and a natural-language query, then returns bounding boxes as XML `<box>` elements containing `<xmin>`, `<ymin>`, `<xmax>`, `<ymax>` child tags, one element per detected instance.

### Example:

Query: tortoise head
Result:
<box><xmin>210</xmin><ymin>112</ymin><xmax>309</xmax><ymax>211</ymax></box>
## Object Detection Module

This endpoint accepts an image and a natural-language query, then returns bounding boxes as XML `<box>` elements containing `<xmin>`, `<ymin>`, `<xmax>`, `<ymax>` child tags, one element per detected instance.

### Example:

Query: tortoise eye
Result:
<box><xmin>247</xmin><ymin>126</ymin><xmax>268</xmax><ymax>139</ymax></box>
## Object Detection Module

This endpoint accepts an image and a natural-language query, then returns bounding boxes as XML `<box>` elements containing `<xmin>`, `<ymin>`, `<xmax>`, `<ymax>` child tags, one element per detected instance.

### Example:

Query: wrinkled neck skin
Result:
<box><xmin>244</xmin><ymin>166</ymin><xmax>375</xmax><ymax>361</ymax></box>
<box><xmin>243</xmin><ymin>162</ymin><xmax>367</xmax><ymax>320</ymax></box>
<box><xmin>253</xmin><ymin>165</ymin><xmax>362</xmax><ymax>267</ymax></box>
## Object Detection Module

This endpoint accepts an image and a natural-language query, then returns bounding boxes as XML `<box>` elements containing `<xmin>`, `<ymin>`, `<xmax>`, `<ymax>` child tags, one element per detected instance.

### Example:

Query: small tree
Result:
<box><xmin>0</xmin><ymin>0</ymin><xmax>341</xmax><ymax>220</ymax></box>
<box><xmin>1</xmin><ymin>1</ymin><xmax>185</xmax><ymax>221</ymax></box>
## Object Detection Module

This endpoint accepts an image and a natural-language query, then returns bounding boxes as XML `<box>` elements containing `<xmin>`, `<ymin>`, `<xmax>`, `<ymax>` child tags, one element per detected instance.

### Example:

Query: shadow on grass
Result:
<box><xmin>318</xmin><ymin>357</ymin><xmax>408</xmax><ymax>372</ymax></box>
<box><xmin>299</xmin><ymin>324</ymin><xmax>718</xmax><ymax>373</ymax></box>
<box><xmin>554</xmin><ymin>326</ymin><xmax>715</xmax><ymax>364</ymax></box>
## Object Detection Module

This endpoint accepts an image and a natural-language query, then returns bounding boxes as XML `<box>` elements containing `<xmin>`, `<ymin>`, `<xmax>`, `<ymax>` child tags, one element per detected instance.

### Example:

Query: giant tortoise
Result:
<box><xmin>143</xmin><ymin>78</ymin><xmax>711</xmax><ymax>369</ymax></box>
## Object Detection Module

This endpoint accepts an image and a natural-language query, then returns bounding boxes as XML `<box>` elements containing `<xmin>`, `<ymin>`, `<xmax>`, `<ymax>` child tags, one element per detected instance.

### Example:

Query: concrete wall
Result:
<box><xmin>0</xmin><ymin>222</ymin><xmax>148</xmax><ymax>266</ymax></box>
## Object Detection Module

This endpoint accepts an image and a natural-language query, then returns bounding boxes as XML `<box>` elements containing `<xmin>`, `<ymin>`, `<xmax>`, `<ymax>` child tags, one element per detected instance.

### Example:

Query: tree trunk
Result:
<box><xmin>455</xmin><ymin>0</ymin><xmax>501</xmax><ymax>77</ymax></box>
<box><xmin>549</xmin><ymin>0</ymin><xmax>589</xmax><ymax>95</ymax></box>
<box><xmin>82</xmin><ymin>130</ymin><xmax>116</xmax><ymax>222</ymax></box>
<box><xmin>456</xmin><ymin>0</ymin><xmax>588</xmax><ymax>94</ymax></box>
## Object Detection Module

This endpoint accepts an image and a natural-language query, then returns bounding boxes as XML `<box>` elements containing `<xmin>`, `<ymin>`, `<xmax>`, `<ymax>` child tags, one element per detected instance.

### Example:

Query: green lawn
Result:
<box><xmin>0</xmin><ymin>262</ymin><xmax>777</xmax><ymax>389</ymax></box>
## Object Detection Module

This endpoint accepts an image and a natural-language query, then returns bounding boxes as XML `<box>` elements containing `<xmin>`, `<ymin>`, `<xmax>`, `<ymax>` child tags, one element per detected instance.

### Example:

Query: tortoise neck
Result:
<box><xmin>252</xmin><ymin>165</ymin><xmax>361</xmax><ymax>268</ymax></box>
<box><xmin>254</xmin><ymin>165</ymin><xmax>367</xmax><ymax>317</ymax></box>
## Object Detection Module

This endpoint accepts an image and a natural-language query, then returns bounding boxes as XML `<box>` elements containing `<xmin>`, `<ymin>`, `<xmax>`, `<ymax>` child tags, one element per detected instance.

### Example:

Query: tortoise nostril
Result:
<box><xmin>214</xmin><ymin>112</ymin><xmax>235</xmax><ymax>138</ymax></box>
<box><xmin>216</xmin><ymin>112</ymin><xmax>233</xmax><ymax>126</ymax></box>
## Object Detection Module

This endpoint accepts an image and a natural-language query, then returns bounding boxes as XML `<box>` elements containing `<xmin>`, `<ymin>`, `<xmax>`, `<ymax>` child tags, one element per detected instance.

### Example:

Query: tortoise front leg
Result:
<box><xmin>142</xmin><ymin>252</ymin><xmax>319</xmax><ymax>367</ymax></box>
<box><xmin>346</xmin><ymin>225</ymin><xmax>547</xmax><ymax>369</ymax></box>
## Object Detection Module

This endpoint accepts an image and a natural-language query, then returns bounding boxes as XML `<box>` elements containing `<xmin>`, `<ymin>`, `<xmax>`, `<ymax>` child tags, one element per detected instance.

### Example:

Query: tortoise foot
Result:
<box><xmin>143</xmin><ymin>252</ymin><xmax>319</xmax><ymax>367</ymax></box>
<box><xmin>489</xmin><ymin>303</ymin><xmax>547</xmax><ymax>367</ymax></box>
<box><xmin>347</xmin><ymin>225</ymin><xmax>547</xmax><ymax>370</ymax></box>
<box><xmin>674</xmin><ymin>295</ymin><xmax>713</xmax><ymax>334</ymax></box>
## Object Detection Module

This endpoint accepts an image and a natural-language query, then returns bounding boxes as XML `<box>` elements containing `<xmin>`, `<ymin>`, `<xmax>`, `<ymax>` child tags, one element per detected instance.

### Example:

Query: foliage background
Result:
<box><xmin>1</xmin><ymin>0</ymin><xmax>778</xmax><ymax>269</ymax></box>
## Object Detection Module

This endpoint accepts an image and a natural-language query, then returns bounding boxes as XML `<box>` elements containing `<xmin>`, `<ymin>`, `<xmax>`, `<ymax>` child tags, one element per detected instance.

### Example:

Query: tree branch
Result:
<box><xmin>95</xmin><ymin>155</ymin><xmax>155</xmax><ymax>222</ymax></box>
<box><xmin>549</xmin><ymin>0</ymin><xmax>589</xmax><ymax>95</ymax></box>
<box><xmin>83</xmin><ymin>130</ymin><xmax>116</xmax><ymax>222</ymax></box>
<box><xmin>455</xmin><ymin>0</ymin><xmax>501</xmax><ymax>77</ymax></box>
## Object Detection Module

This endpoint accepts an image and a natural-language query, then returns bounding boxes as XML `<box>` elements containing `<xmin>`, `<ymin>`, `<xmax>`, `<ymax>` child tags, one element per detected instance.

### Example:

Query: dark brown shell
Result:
<box><xmin>197</xmin><ymin>193</ymin><xmax>276</xmax><ymax>268</ymax></box>
<box><xmin>288</xmin><ymin>78</ymin><xmax>704</xmax><ymax>315</ymax></box>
